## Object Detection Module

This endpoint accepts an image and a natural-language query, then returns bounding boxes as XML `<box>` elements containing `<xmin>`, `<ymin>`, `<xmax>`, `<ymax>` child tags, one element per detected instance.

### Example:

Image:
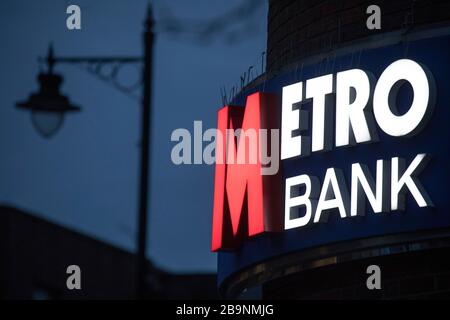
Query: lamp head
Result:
<box><xmin>16</xmin><ymin>72</ymin><xmax>79</xmax><ymax>138</ymax></box>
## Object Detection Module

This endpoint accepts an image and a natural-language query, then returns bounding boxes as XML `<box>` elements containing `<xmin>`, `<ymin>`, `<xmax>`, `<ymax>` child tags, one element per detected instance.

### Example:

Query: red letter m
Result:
<box><xmin>211</xmin><ymin>92</ymin><xmax>283</xmax><ymax>251</ymax></box>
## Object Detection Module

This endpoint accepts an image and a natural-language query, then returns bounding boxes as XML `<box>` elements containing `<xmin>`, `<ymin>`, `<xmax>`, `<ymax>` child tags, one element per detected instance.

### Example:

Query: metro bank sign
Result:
<box><xmin>212</xmin><ymin>58</ymin><xmax>436</xmax><ymax>252</ymax></box>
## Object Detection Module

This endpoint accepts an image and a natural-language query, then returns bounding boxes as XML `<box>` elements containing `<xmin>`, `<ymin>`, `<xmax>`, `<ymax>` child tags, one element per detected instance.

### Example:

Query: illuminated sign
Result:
<box><xmin>212</xmin><ymin>59</ymin><xmax>435</xmax><ymax>251</ymax></box>
<box><xmin>211</xmin><ymin>93</ymin><xmax>283</xmax><ymax>251</ymax></box>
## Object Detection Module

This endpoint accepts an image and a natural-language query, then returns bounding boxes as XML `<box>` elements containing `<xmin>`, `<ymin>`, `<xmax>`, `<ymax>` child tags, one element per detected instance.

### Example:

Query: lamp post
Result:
<box><xmin>16</xmin><ymin>6</ymin><xmax>155</xmax><ymax>299</ymax></box>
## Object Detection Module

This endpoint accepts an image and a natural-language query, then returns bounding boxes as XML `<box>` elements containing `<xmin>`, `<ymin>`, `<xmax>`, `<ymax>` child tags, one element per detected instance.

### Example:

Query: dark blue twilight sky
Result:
<box><xmin>0</xmin><ymin>1</ymin><xmax>267</xmax><ymax>272</ymax></box>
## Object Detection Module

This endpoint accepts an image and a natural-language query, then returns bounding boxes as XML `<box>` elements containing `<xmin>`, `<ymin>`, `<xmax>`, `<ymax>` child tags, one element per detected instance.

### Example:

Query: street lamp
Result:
<box><xmin>16</xmin><ymin>46</ymin><xmax>80</xmax><ymax>138</ymax></box>
<box><xmin>15</xmin><ymin>6</ymin><xmax>155</xmax><ymax>299</ymax></box>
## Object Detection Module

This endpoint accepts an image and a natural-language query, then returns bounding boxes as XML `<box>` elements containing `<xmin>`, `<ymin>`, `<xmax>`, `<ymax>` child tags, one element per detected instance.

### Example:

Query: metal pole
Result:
<box><xmin>136</xmin><ymin>4</ymin><xmax>154</xmax><ymax>299</ymax></box>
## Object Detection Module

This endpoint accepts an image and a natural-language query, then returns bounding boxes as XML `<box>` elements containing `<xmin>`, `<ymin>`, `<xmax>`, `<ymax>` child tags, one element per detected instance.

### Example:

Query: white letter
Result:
<box><xmin>281</xmin><ymin>82</ymin><xmax>309</xmax><ymax>159</ymax></box>
<box><xmin>373</xmin><ymin>59</ymin><xmax>435</xmax><ymax>137</ymax></box>
<box><xmin>66</xmin><ymin>265</ymin><xmax>81</xmax><ymax>290</ymax></box>
<box><xmin>203</xmin><ymin>128</ymin><xmax>217</xmax><ymax>165</ymax></box>
<box><xmin>306</xmin><ymin>74</ymin><xmax>334</xmax><ymax>152</ymax></box>
<box><xmin>351</xmin><ymin>160</ymin><xmax>389</xmax><ymax>216</ymax></box>
<box><xmin>233</xmin><ymin>128</ymin><xmax>258</xmax><ymax>165</ymax></box>
<box><xmin>336</xmin><ymin>69</ymin><xmax>375</xmax><ymax>147</ymax></box>
<box><xmin>391</xmin><ymin>154</ymin><xmax>433</xmax><ymax>211</ymax></box>
<box><xmin>285</xmin><ymin>174</ymin><xmax>319</xmax><ymax>229</ymax></box>
<box><xmin>171</xmin><ymin>129</ymin><xmax>191</xmax><ymax>165</ymax></box>
<box><xmin>194</xmin><ymin>121</ymin><xmax>203</xmax><ymax>164</ymax></box>
<box><xmin>366</xmin><ymin>265</ymin><xmax>381</xmax><ymax>289</ymax></box>
<box><xmin>366</xmin><ymin>5</ymin><xmax>381</xmax><ymax>30</ymax></box>
<box><xmin>260</xmin><ymin>129</ymin><xmax>280</xmax><ymax>176</ymax></box>
<box><xmin>314</xmin><ymin>168</ymin><xmax>350</xmax><ymax>223</ymax></box>
<box><xmin>66</xmin><ymin>5</ymin><xmax>81</xmax><ymax>30</ymax></box>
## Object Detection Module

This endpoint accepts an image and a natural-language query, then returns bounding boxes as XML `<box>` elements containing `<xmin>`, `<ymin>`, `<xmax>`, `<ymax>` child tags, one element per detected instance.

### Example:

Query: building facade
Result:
<box><xmin>215</xmin><ymin>0</ymin><xmax>450</xmax><ymax>299</ymax></box>
<box><xmin>0</xmin><ymin>206</ymin><xmax>217</xmax><ymax>299</ymax></box>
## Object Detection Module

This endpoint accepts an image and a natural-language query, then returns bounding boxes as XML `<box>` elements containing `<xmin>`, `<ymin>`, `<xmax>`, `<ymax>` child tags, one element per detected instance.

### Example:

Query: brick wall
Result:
<box><xmin>267</xmin><ymin>0</ymin><xmax>450</xmax><ymax>73</ymax></box>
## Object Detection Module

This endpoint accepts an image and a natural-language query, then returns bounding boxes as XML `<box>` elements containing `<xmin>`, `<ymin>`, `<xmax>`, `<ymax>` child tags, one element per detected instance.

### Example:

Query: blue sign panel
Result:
<box><xmin>218</xmin><ymin>33</ymin><xmax>450</xmax><ymax>285</ymax></box>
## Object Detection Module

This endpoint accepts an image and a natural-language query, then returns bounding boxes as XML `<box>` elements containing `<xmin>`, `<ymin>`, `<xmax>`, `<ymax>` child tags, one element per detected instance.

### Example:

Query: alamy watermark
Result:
<box><xmin>170</xmin><ymin>121</ymin><xmax>280</xmax><ymax>175</ymax></box>
<box><xmin>66</xmin><ymin>265</ymin><xmax>81</xmax><ymax>290</ymax></box>
<box><xmin>66</xmin><ymin>5</ymin><xmax>81</xmax><ymax>30</ymax></box>
<box><xmin>366</xmin><ymin>265</ymin><xmax>381</xmax><ymax>290</ymax></box>
<box><xmin>366</xmin><ymin>5</ymin><xmax>381</xmax><ymax>30</ymax></box>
